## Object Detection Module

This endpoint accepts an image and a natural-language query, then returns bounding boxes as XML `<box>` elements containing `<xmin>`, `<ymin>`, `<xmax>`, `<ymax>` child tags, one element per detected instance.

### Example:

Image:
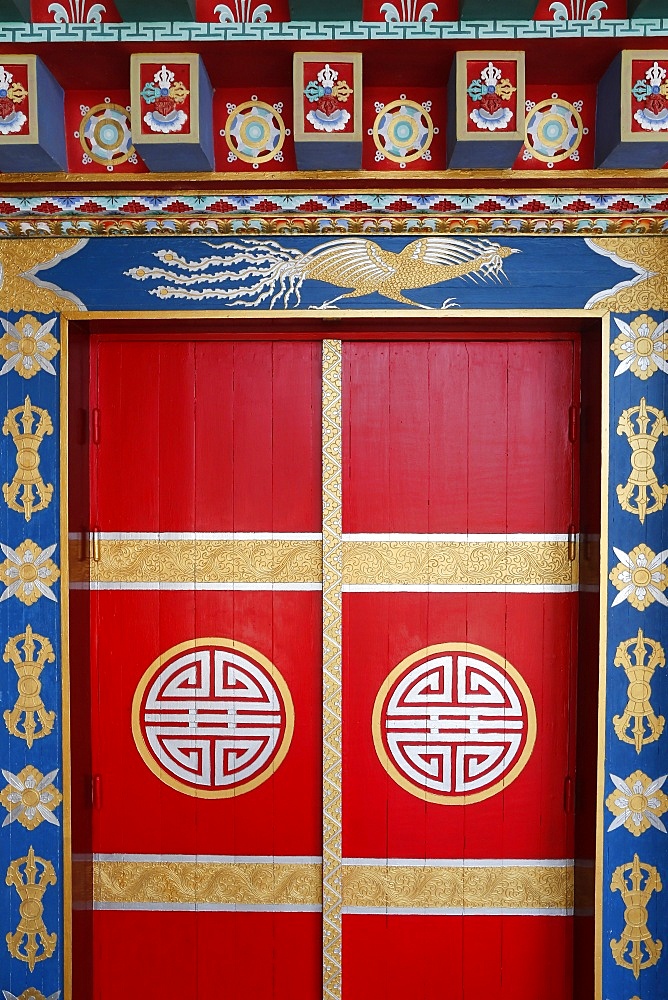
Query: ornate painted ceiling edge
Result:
<box><xmin>1</xmin><ymin>18</ymin><xmax>668</xmax><ymax>43</ymax></box>
<box><xmin>2</xmin><ymin>190</ymin><xmax>668</xmax><ymax>236</ymax></box>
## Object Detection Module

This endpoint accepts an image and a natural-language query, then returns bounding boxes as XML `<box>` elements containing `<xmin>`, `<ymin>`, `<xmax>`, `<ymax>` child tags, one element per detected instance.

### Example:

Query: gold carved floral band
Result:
<box><xmin>69</xmin><ymin>533</ymin><xmax>578</xmax><ymax>590</ymax></box>
<box><xmin>77</xmin><ymin>857</ymin><xmax>573</xmax><ymax>915</ymax></box>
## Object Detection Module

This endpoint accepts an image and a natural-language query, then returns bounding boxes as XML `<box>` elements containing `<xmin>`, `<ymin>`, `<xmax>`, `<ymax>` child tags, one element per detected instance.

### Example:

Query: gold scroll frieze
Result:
<box><xmin>342</xmin><ymin>540</ymin><xmax>577</xmax><ymax>587</ymax></box>
<box><xmin>342</xmin><ymin>864</ymin><xmax>574</xmax><ymax>910</ymax></box>
<box><xmin>69</xmin><ymin>538</ymin><xmax>322</xmax><ymax>585</ymax></box>
<box><xmin>90</xmin><ymin>860</ymin><xmax>322</xmax><ymax>907</ymax></box>
<box><xmin>68</xmin><ymin>537</ymin><xmax>578</xmax><ymax>588</ymax></box>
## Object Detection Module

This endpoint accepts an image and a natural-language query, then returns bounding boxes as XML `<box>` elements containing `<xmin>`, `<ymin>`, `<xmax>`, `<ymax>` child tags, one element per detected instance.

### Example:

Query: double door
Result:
<box><xmin>75</xmin><ymin>333</ymin><xmax>579</xmax><ymax>999</ymax></box>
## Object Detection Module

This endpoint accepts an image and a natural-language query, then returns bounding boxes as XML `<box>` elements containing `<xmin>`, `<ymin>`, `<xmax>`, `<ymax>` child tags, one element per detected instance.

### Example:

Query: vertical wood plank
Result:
<box><xmin>322</xmin><ymin>340</ymin><xmax>342</xmax><ymax>1000</ymax></box>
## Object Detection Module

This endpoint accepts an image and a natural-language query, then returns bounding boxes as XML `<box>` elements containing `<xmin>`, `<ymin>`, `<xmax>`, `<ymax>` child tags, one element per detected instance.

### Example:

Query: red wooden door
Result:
<box><xmin>81</xmin><ymin>332</ymin><xmax>579</xmax><ymax>1000</ymax></box>
<box><xmin>87</xmin><ymin>338</ymin><xmax>323</xmax><ymax>1000</ymax></box>
<box><xmin>341</xmin><ymin>340</ymin><xmax>579</xmax><ymax>1000</ymax></box>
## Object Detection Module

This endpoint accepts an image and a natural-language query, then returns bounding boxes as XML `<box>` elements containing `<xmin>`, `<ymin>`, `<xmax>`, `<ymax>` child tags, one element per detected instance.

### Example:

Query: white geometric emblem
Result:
<box><xmin>132</xmin><ymin>638</ymin><xmax>293</xmax><ymax>797</ymax></box>
<box><xmin>373</xmin><ymin>643</ymin><xmax>536</xmax><ymax>804</ymax></box>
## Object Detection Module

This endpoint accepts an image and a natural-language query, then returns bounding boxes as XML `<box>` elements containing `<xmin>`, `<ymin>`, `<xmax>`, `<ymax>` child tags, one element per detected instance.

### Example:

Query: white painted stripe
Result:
<box><xmin>343</xmin><ymin>858</ymin><xmax>574</xmax><ymax>868</ymax></box>
<box><xmin>70</xmin><ymin>582</ymin><xmax>322</xmax><ymax>592</ymax></box>
<box><xmin>343</xmin><ymin>906</ymin><xmax>573</xmax><ymax>917</ymax></box>
<box><xmin>93</xmin><ymin>854</ymin><xmax>322</xmax><ymax>864</ymax></box>
<box><xmin>342</xmin><ymin>534</ymin><xmax>572</xmax><ymax>543</ymax></box>
<box><xmin>70</xmin><ymin>532</ymin><xmax>322</xmax><ymax>541</ymax></box>
<box><xmin>93</xmin><ymin>902</ymin><xmax>322</xmax><ymax>913</ymax></box>
<box><xmin>343</xmin><ymin>584</ymin><xmax>578</xmax><ymax>593</ymax></box>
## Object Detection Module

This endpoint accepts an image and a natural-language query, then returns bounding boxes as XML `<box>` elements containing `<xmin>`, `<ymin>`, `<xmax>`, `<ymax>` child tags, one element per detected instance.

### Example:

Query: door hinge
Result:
<box><xmin>91</xmin><ymin>774</ymin><xmax>102</xmax><ymax>810</ymax></box>
<box><xmin>92</xmin><ymin>407</ymin><xmax>101</xmax><ymax>445</ymax></box>
<box><xmin>568</xmin><ymin>404</ymin><xmax>578</xmax><ymax>443</ymax></box>
<box><xmin>91</xmin><ymin>528</ymin><xmax>100</xmax><ymax>563</ymax></box>
<box><xmin>568</xmin><ymin>524</ymin><xmax>577</xmax><ymax>562</ymax></box>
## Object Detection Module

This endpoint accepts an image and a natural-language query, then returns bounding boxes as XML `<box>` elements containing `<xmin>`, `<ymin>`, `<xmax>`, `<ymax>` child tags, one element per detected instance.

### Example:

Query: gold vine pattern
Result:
<box><xmin>322</xmin><ymin>340</ymin><xmax>342</xmax><ymax>1000</ymax></box>
<box><xmin>342</xmin><ymin>865</ymin><xmax>573</xmax><ymax>910</ymax></box>
<box><xmin>92</xmin><ymin>861</ymin><xmax>322</xmax><ymax>906</ymax></box>
<box><xmin>343</xmin><ymin>540</ymin><xmax>575</xmax><ymax>586</ymax></box>
<box><xmin>71</xmin><ymin>538</ymin><xmax>322</xmax><ymax>585</ymax></box>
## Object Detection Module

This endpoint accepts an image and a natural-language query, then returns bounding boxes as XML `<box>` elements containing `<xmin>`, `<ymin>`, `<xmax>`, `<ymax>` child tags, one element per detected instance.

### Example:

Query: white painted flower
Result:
<box><xmin>0</xmin><ymin>765</ymin><xmax>61</xmax><ymax>830</ymax></box>
<box><xmin>610</xmin><ymin>544</ymin><xmax>668</xmax><ymax>610</ymax></box>
<box><xmin>0</xmin><ymin>315</ymin><xmax>60</xmax><ymax>379</ymax></box>
<box><xmin>0</xmin><ymin>540</ymin><xmax>60</xmax><ymax>605</ymax></box>
<box><xmin>611</xmin><ymin>314</ymin><xmax>668</xmax><ymax>380</ymax></box>
<box><xmin>607</xmin><ymin>771</ymin><xmax>668</xmax><ymax>836</ymax></box>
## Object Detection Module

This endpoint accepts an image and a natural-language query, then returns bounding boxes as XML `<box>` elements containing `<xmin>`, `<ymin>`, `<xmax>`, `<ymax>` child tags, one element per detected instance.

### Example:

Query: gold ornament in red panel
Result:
<box><xmin>214</xmin><ymin>89</ymin><xmax>295</xmax><ymax>171</ymax></box>
<box><xmin>373</xmin><ymin>643</ymin><xmax>536</xmax><ymax>805</ymax></box>
<box><xmin>299</xmin><ymin>58</ymin><xmax>356</xmax><ymax>137</ymax></box>
<box><xmin>363</xmin><ymin>88</ymin><xmax>446</xmax><ymax>171</ymax></box>
<box><xmin>136</xmin><ymin>61</ymin><xmax>192</xmax><ymax>138</ymax></box>
<box><xmin>0</xmin><ymin>60</ymin><xmax>31</xmax><ymax>139</ymax></box>
<box><xmin>65</xmin><ymin>91</ymin><xmax>147</xmax><ymax>173</ymax></box>
<box><xmin>132</xmin><ymin>638</ymin><xmax>294</xmax><ymax>798</ymax></box>
<box><xmin>465</xmin><ymin>57</ymin><xmax>519</xmax><ymax>135</ymax></box>
<box><xmin>630</xmin><ymin>56</ymin><xmax>668</xmax><ymax>134</ymax></box>
<box><xmin>515</xmin><ymin>85</ymin><xmax>596</xmax><ymax>171</ymax></box>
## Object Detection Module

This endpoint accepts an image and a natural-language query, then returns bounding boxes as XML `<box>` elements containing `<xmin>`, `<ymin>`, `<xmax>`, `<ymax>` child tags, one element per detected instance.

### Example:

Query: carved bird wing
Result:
<box><xmin>400</xmin><ymin>237</ymin><xmax>502</xmax><ymax>268</ymax></box>
<box><xmin>303</xmin><ymin>238</ymin><xmax>397</xmax><ymax>288</ymax></box>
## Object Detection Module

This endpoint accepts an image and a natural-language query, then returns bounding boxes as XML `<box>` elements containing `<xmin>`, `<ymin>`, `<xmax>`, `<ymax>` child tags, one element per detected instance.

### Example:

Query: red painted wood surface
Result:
<box><xmin>342</xmin><ymin>339</ymin><xmax>579</xmax><ymax>1000</ymax></box>
<box><xmin>78</xmin><ymin>333</ymin><xmax>582</xmax><ymax>999</ymax></box>
<box><xmin>86</xmin><ymin>339</ymin><xmax>322</xmax><ymax>999</ymax></box>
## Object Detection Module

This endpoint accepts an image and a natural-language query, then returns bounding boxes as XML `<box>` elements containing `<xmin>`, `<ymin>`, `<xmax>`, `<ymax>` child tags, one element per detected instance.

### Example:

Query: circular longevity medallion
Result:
<box><xmin>373</xmin><ymin>643</ymin><xmax>536</xmax><ymax>804</ymax></box>
<box><xmin>132</xmin><ymin>638</ymin><xmax>294</xmax><ymax>797</ymax></box>
<box><xmin>79</xmin><ymin>102</ymin><xmax>134</xmax><ymax>167</ymax></box>
<box><xmin>524</xmin><ymin>98</ymin><xmax>583</xmax><ymax>164</ymax></box>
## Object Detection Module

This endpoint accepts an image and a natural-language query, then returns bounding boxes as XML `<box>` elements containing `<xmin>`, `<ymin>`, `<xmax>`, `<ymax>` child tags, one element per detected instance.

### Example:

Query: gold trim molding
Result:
<box><xmin>90</xmin><ymin>860</ymin><xmax>322</xmax><ymax>906</ymax></box>
<box><xmin>70</xmin><ymin>538</ymin><xmax>322</xmax><ymax>585</ymax></box>
<box><xmin>343</xmin><ymin>540</ymin><xmax>577</xmax><ymax>587</ymax></box>
<box><xmin>342</xmin><ymin>864</ymin><xmax>573</xmax><ymax>910</ymax></box>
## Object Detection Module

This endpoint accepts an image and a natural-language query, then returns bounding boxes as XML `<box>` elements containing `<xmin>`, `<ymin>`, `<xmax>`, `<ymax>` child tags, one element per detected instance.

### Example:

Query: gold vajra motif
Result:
<box><xmin>6</xmin><ymin>846</ymin><xmax>57</xmax><ymax>971</ymax></box>
<box><xmin>0</xmin><ymin>540</ymin><xmax>59</xmax><ymax>606</ymax></box>
<box><xmin>607</xmin><ymin>770</ymin><xmax>668</xmax><ymax>837</ymax></box>
<box><xmin>3</xmin><ymin>626</ymin><xmax>56</xmax><ymax>748</ymax></box>
<box><xmin>616</xmin><ymin>398</ymin><xmax>668</xmax><ymax>524</ymax></box>
<box><xmin>610</xmin><ymin>854</ymin><xmax>662</xmax><ymax>978</ymax></box>
<box><xmin>613</xmin><ymin>629</ymin><xmax>665</xmax><ymax>753</ymax></box>
<box><xmin>0</xmin><ymin>765</ymin><xmax>62</xmax><ymax>831</ymax></box>
<box><xmin>2</xmin><ymin>396</ymin><xmax>54</xmax><ymax>522</ymax></box>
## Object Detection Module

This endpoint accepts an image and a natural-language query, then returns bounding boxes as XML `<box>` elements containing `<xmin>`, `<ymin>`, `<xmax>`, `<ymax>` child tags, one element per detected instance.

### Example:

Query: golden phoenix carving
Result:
<box><xmin>3</xmin><ymin>626</ymin><xmax>56</xmax><ymax>748</ymax></box>
<box><xmin>5</xmin><ymin>846</ymin><xmax>57</xmax><ymax>971</ymax></box>
<box><xmin>616</xmin><ymin>398</ymin><xmax>668</xmax><ymax>524</ymax></box>
<box><xmin>2</xmin><ymin>396</ymin><xmax>54</xmax><ymax>522</ymax></box>
<box><xmin>610</xmin><ymin>854</ymin><xmax>662</xmax><ymax>979</ymax></box>
<box><xmin>613</xmin><ymin>630</ymin><xmax>665</xmax><ymax>753</ymax></box>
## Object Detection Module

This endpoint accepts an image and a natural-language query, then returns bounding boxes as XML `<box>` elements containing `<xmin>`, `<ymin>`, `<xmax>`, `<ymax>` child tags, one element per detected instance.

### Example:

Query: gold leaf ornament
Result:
<box><xmin>613</xmin><ymin>629</ymin><xmax>665</xmax><ymax>753</ymax></box>
<box><xmin>611</xmin><ymin>314</ymin><xmax>668</xmax><ymax>380</ymax></box>
<box><xmin>0</xmin><ymin>316</ymin><xmax>60</xmax><ymax>380</ymax></box>
<box><xmin>610</xmin><ymin>854</ymin><xmax>662</xmax><ymax>979</ymax></box>
<box><xmin>607</xmin><ymin>770</ymin><xmax>668</xmax><ymax>836</ymax></box>
<box><xmin>0</xmin><ymin>540</ymin><xmax>59</xmax><ymax>605</ymax></box>
<box><xmin>610</xmin><ymin>544</ymin><xmax>668</xmax><ymax>610</ymax></box>
<box><xmin>616</xmin><ymin>398</ymin><xmax>668</xmax><ymax>524</ymax></box>
<box><xmin>0</xmin><ymin>765</ymin><xmax>61</xmax><ymax>831</ymax></box>
<box><xmin>5</xmin><ymin>847</ymin><xmax>57</xmax><ymax>971</ymax></box>
<box><xmin>2</xmin><ymin>396</ymin><xmax>54</xmax><ymax>522</ymax></box>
